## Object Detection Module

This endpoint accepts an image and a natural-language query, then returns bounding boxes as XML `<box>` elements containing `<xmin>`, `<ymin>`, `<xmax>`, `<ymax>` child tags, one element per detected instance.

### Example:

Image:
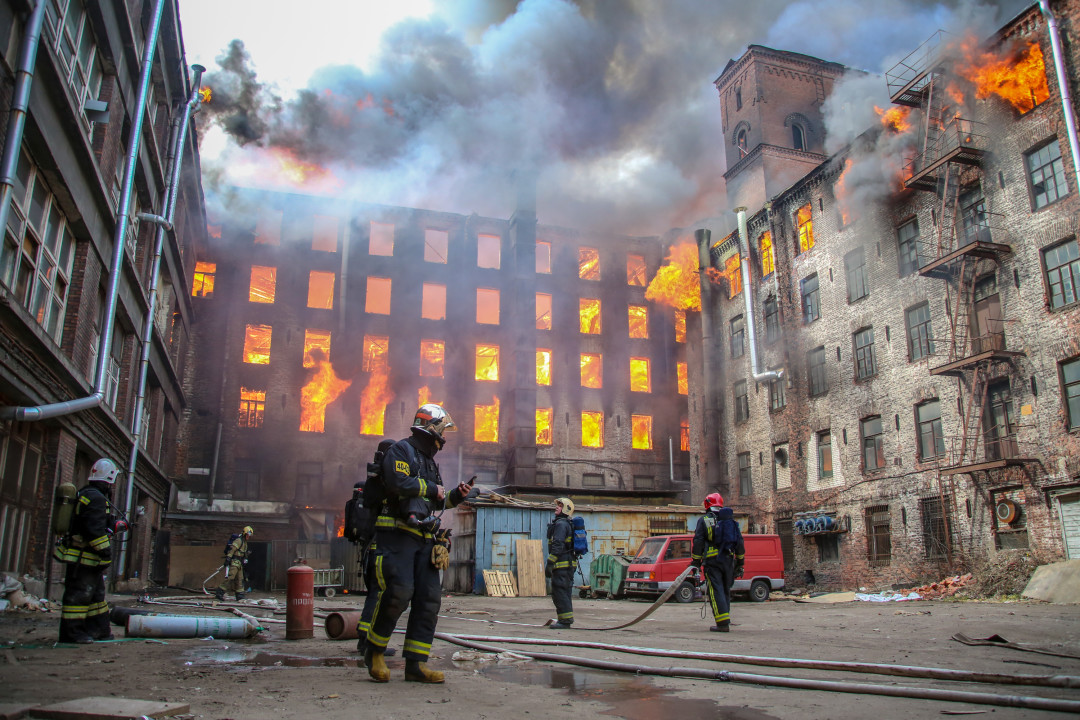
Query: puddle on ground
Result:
<box><xmin>479</xmin><ymin>664</ymin><xmax>778</xmax><ymax>720</ymax></box>
<box><xmin>184</xmin><ymin>647</ymin><xmax>363</xmax><ymax>668</ymax></box>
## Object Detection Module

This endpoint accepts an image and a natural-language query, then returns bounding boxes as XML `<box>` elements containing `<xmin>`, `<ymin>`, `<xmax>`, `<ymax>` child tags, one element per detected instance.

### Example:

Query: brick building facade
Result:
<box><xmin>694</xmin><ymin>1</ymin><xmax>1080</xmax><ymax>589</ymax></box>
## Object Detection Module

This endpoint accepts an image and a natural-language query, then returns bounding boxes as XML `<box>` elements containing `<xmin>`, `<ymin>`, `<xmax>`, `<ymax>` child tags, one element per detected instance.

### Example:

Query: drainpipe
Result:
<box><xmin>736</xmin><ymin>207</ymin><xmax>782</xmax><ymax>383</ymax></box>
<box><xmin>119</xmin><ymin>64</ymin><xmax>205</xmax><ymax>578</ymax></box>
<box><xmin>0</xmin><ymin>0</ymin><xmax>47</xmax><ymax>247</ymax></box>
<box><xmin>1039</xmin><ymin>0</ymin><xmax>1080</xmax><ymax>192</ymax></box>
<box><xmin>0</xmin><ymin>0</ymin><xmax>167</xmax><ymax>422</ymax></box>
<box><xmin>695</xmin><ymin>229</ymin><xmax>723</xmax><ymax>498</ymax></box>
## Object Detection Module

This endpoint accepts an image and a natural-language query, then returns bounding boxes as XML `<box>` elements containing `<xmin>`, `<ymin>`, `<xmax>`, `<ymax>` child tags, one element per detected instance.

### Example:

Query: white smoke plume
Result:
<box><xmin>197</xmin><ymin>0</ymin><xmax>1030</xmax><ymax>234</ymax></box>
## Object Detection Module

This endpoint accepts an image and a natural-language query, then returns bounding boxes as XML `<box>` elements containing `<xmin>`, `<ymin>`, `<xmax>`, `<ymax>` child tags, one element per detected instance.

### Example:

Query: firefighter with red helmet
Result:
<box><xmin>363</xmin><ymin>404</ymin><xmax>473</xmax><ymax>684</ymax></box>
<box><xmin>54</xmin><ymin>458</ymin><xmax>120</xmax><ymax>643</ymax></box>
<box><xmin>690</xmin><ymin>493</ymin><xmax>745</xmax><ymax>632</ymax></box>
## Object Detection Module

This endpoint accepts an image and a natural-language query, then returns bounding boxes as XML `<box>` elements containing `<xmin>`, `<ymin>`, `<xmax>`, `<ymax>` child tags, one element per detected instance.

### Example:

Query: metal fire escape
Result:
<box><xmin>886</xmin><ymin>32</ymin><xmax>1039</xmax><ymax>562</ymax></box>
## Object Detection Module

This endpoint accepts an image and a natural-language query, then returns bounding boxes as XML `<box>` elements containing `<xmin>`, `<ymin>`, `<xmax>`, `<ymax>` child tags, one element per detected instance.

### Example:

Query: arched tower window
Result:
<box><xmin>792</xmin><ymin>124</ymin><xmax>805</xmax><ymax>151</ymax></box>
<box><xmin>735</xmin><ymin>86</ymin><xmax>743</xmax><ymax>110</ymax></box>
<box><xmin>737</xmin><ymin>129</ymin><xmax>748</xmax><ymax>155</ymax></box>
<box><xmin>785</xmin><ymin>113</ymin><xmax>813</xmax><ymax>152</ymax></box>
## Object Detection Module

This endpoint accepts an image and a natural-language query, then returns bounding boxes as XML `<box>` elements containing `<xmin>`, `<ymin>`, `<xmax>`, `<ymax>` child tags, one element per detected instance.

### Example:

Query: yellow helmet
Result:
<box><xmin>243</xmin><ymin>526</ymin><xmax>254</xmax><ymax>536</ymax></box>
<box><xmin>555</xmin><ymin>497</ymin><xmax>574</xmax><ymax>517</ymax></box>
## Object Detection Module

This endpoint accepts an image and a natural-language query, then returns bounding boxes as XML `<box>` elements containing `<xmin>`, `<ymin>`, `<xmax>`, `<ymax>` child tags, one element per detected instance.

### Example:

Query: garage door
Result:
<box><xmin>1059</xmin><ymin>494</ymin><xmax>1080</xmax><ymax>559</ymax></box>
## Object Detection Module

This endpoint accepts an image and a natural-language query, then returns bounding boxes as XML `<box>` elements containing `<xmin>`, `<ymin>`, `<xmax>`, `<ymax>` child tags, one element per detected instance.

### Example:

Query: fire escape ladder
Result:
<box><xmin>935</xmin><ymin>468</ymin><xmax>957</xmax><ymax>568</ymax></box>
<box><xmin>956</xmin><ymin>363</ymin><xmax>988</xmax><ymax>466</ymax></box>
<box><xmin>936</xmin><ymin>161</ymin><xmax>960</xmax><ymax>260</ymax></box>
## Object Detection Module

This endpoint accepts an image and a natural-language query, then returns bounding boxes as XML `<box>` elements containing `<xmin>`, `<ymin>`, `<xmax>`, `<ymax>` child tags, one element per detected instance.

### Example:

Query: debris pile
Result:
<box><xmin>967</xmin><ymin>549</ymin><xmax>1047</xmax><ymax>598</ymax></box>
<box><xmin>0</xmin><ymin>573</ymin><xmax>52</xmax><ymax>612</ymax></box>
<box><xmin>911</xmin><ymin>573</ymin><xmax>972</xmax><ymax>599</ymax></box>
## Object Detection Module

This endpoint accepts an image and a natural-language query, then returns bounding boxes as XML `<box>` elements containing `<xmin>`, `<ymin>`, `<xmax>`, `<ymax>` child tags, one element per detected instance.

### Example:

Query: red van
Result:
<box><xmin>623</xmin><ymin>533</ymin><xmax>785</xmax><ymax>603</ymax></box>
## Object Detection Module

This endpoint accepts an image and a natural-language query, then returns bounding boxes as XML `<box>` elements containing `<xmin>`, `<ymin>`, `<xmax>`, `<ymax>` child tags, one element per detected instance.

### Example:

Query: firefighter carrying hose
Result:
<box><xmin>215</xmin><ymin>526</ymin><xmax>254</xmax><ymax>601</ymax></box>
<box><xmin>545</xmin><ymin>497</ymin><xmax>576</xmax><ymax>629</ymax></box>
<box><xmin>363</xmin><ymin>404</ymin><xmax>472</xmax><ymax>684</ymax></box>
<box><xmin>690</xmin><ymin>493</ymin><xmax>745</xmax><ymax>632</ymax></box>
<box><xmin>54</xmin><ymin>458</ymin><xmax>124</xmax><ymax>643</ymax></box>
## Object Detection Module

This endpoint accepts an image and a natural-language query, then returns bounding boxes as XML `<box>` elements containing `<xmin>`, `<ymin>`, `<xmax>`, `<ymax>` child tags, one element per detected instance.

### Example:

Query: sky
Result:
<box><xmin>177</xmin><ymin>0</ymin><xmax>1030</xmax><ymax>235</ymax></box>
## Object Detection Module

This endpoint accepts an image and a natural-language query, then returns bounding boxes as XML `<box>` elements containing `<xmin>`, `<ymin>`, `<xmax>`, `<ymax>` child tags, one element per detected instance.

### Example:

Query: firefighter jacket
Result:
<box><xmin>54</xmin><ymin>485</ymin><xmax>112</xmax><ymax>567</ymax></box>
<box><xmin>377</xmin><ymin>431</ymin><xmax>468</xmax><ymax>539</ymax></box>
<box><xmin>225</xmin><ymin>535</ymin><xmax>249</xmax><ymax>567</ymax></box>
<box><xmin>691</xmin><ymin>507</ymin><xmax>745</xmax><ymax>565</ymax></box>
<box><xmin>546</xmin><ymin>514</ymin><xmax>574</xmax><ymax>569</ymax></box>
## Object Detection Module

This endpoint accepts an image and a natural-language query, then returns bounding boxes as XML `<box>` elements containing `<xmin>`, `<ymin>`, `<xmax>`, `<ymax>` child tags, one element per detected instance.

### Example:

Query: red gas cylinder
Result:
<box><xmin>286</xmin><ymin>563</ymin><xmax>314</xmax><ymax>640</ymax></box>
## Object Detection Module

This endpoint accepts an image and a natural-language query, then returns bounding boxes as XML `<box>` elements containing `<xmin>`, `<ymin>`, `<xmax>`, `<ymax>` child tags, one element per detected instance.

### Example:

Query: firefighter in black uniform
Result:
<box><xmin>545</xmin><ymin>497</ymin><xmax>576</xmax><ymax>629</ymax></box>
<box><xmin>352</xmin><ymin>442</ymin><xmax>395</xmax><ymax>657</ymax></box>
<box><xmin>690</xmin><ymin>492</ymin><xmax>745</xmax><ymax>632</ymax></box>
<box><xmin>363</xmin><ymin>404</ymin><xmax>471</xmax><ymax>684</ymax></box>
<box><xmin>54</xmin><ymin>458</ymin><xmax>121</xmax><ymax>643</ymax></box>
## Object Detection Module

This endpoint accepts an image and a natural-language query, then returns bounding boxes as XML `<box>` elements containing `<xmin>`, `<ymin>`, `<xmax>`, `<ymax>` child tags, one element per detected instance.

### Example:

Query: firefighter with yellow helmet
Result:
<box><xmin>215</xmin><ymin>525</ymin><xmax>254</xmax><ymax>601</ymax></box>
<box><xmin>545</xmin><ymin>497</ymin><xmax>576</xmax><ymax>629</ymax></box>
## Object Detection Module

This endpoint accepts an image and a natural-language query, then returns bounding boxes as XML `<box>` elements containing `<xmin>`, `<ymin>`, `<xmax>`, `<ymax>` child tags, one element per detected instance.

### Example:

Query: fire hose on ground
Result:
<box><xmin>432</xmin><ymin>632</ymin><xmax>1080</xmax><ymax>714</ymax></box>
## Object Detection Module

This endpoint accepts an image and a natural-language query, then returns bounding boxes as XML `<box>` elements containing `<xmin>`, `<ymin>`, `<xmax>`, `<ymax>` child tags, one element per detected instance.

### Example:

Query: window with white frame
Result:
<box><xmin>44</xmin><ymin>0</ymin><xmax>104</xmax><ymax>136</ymax></box>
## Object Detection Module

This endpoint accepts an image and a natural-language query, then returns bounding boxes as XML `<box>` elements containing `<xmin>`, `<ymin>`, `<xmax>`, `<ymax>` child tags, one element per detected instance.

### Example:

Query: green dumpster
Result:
<box><xmin>588</xmin><ymin>554</ymin><xmax>631</xmax><ymax>599</ymax></box>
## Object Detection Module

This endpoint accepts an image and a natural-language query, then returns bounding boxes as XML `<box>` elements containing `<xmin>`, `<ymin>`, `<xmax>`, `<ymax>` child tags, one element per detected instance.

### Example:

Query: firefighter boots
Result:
<box><xmin>235</xmin><ymin>592</ymin><xmax>246</xmax><ymax>601</ymax></box>
<box><xmin>365</xmin><ymin>647</ymin><xmax>390</xmax><ymax>683</ymax></box>
<box><xmin>710</xmin><ymin>622</ymin><xmax>731</xmax><ymax>632</ymax></box>
<box><xmin>405</xmin><ymin>660</ymin><xmax>445</xmax><ymax>683</ymax></box>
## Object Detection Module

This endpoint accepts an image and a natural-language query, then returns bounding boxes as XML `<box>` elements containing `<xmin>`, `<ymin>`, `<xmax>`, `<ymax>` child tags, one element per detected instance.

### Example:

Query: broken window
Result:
<box><xmin>680</xmin><ymin>420</ymin><xmax>689</xmax><ymax>451</ymax></box>
<box><xmin>581</xmin><ymin>411</ymin><xmax>604</xmax><ymax>448</ymax></box>
<box><xmin>476</xmin><ymin>288</ymin><xmax>500</xmax><ymax>325</ymax></box>
<box><xmin>359</xmin><ymin>366</ymin><xmax>392</xmax><ymax>436</ymax></box>
<box><xmin>192</xmin><ymin>261</ymin><xmax>215</xmax><ymax>298</ymax></box>
<box><xmin>303</xmin><ymin>329</ymin><xmax>331</xmax><ymax>368</ymax></box>
<box><xmin>536</xmin><ymin>240</ymin><xmax>551</xmax><ymax>274</ymax></box>
<box><xmin>579</xmin><ymin>298</ymin><xmax>601</xmax><ymax>334</ymax></box>
<box><xmin>243</xmin><ymin>324</ymin><xmax>272</xmax><ymax>364</ymax></box>
<box><xmin>422</xmin><ymin>283</ymin><xmax>446</xmax><ymax>321</ymax></box>
<box><xmin>536</xmin><ymin>408</ymin><xmax>553</xmax><ymax>446</ymax></box>
<box><xmin>580</xmin><ymin>353</ymin><xmax>602</xmax><ymax>389</ymax></box>
<box><xmin>674</xmin><ymin>310</ymin><xmax>686</xmax><ymax>343</ymax></box>
<box><xmin>238</xmin><ymin>387</ymin><xmax>265</xmax><ymax>428</ymax></box>
<box><xmin>579</xmin><ymin>247</ymin><xmax>600</xmax><ymax>280</ymax></box>
<box><xmin>677</xmin><ymin>362</ymin><xmax>688</xmax><ymax>395</ymax></box>
<box><xmin>627</xmin><ymin>254</ymin><xmax>647</xmax><ymax>286</ymax></box>
<box><xmin>424</xmin><ymin>228</ymin><xmax>449</xmax><ymax>263</ymax></box>
<box><xmin>628</xmin><ymin>305</ymin><xmax>648</xmax><ymax>339</ymax></box>
<box><xmin>536</xmin><ymin>349</ymin><xmax>552</xmax><ymax>386</ymax></box>
<box><xmin>369</xmin><ymin>221</ymin><xmax>394</xmax><ymax>256</ymax></box>
<box><xmin>365</xmin><ymin>277</ymin><xmax>391</xmax><ymax>314</ymax></box>
<box><xmin>475</xmin><ymin>344</ymin><xmax>500</xmax><ymax>382</ymax></box>
<box><xmin>249</xmin><ymin>265</ymin><xmax>276</xmax><ymax>303</ymax></box>
<box><xmin>307</xmin><ymin>270</ymin><xmax>335</xmax><ymax>309</ymax></box>
<box><xmin>478</xmin><ymin>233</ymin><xmax>500</xmax><ymax>269</ymax></box>
<box><xmin>631</xmin><ymin>415</ymin><xmax>652</xmax><ymax>450</ymax></box>
<box><xmin>474</xmin><ymin>395</ymin><xmax>499</xmax><ymax>442</ymax></box>
<box><xmin>630</xmin><ymin>357</ymin><xmax>651</xmax><ymax>393</ymax></box>
<box><xmin>536</xmin><ymin>293</ymin><xmax>552</xmax><ymax>330</ymax></box>
<box><xmin>796</xmin><ymin>203</ymin><xmax>814</xmax><ymax>253</ymax></box>
<box><xmin>420</xmin><ymin>340</ymin><xmax>444</xmax><ymax>378</ymax></box>
<box><xmin>362</xmin><ymin>335</ymin><xmax>389</xmax><ymax>372</ymax></box>
<box><xmin>723</xmin><ymin>253</ymin><xmax>742</xmax><ymax>298</ymax></box>
<box><xmin>254</xmin><ymin>208</ymin><xmax>282</xmax><ymax>245</ymax></box>
<box><xmin>312</xmin><ymin>214</ymin><xmax>338</xmax><ymax>252</ymax></box>
<box><xmin>760</xmin><ymin>232</ymin><xmax>775</xmax><ymax>277</ymax></box>
<box><xmin>301</xmin><ymin>358</ymin><xmax>351</xmax><ymax>433</ymax></box>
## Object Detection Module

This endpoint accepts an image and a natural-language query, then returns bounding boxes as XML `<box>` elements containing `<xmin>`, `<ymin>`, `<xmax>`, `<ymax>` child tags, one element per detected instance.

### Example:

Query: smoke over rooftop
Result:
<box><xmin>196</xmin><ymin>0</ymin><xmax>1028</xmax><ymax>234</ymax></box>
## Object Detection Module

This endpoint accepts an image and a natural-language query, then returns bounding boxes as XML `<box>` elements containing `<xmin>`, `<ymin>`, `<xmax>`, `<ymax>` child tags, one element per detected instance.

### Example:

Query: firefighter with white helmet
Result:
<box><xmin>690</xmin><ymin>493</ymin><xmax>745</xmax><ymax>632</ymax></box>
<box><xmin>215</xmin><ymin>525</ymin><xmax>254</xmax><ymax>601</ymax></box>
<box><xmin>545</xmin><ymin>497</ymin><xmax>576</xmax><ymax>629</ymax></box>
<box><xmin>363</xmin><ymin>404</ymin><xmax>473</xmax><ymax>684</ymax></box>
<box><xmin>54</xmin><ymin>458</ymin><xmax>121</xmax><ymax>643</ymax></box>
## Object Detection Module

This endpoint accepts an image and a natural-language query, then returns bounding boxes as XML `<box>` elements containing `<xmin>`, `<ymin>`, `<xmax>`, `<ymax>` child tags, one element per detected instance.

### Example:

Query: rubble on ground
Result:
<box><xmin>0</xmin><ymin>573</ymin><xmax>54</xmax><ymax>612</ymax></box>
<box><xmin>966</xmin><ymin>549</ymin><xmax>1047</xmax><ymax>599</ymax></box>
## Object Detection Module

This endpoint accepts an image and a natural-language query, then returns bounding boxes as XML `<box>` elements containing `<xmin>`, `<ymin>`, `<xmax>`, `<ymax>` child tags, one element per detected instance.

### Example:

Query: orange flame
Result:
<box><xmin>582</xmin><ymin>411</ymin><xmax>603</xmax><ymax>448</ymax></box>
<box><xmin>271</xmin><ymin>147</ymin><xmax>341</xmax><ymax>188</ymax></box>
<box><xmin>630</xmin><ymin>357</ymin><xmax>650</xmax><ymax>393</ymax></box>
<box><xmin>199</xmin><ymin>87</ymin><xmax>212</xmax><ymax>103</ymax></box>
<box><xmin>631</xmin><ymin>415</ymin><xmax>652</xmax><ymax>450</ymax></box>
<box><xmin>300</xmin><ymin>359</ymin><xmax>351</xmax><ymax>432</ymax></box>
<box><xmin>579</xmin><ymin>298</ymin><xmax>602</xmax><ymax>334</ymax></box>
<box><xmin>645</xmin><ymin>242</ymin><xmax>701</xmax><ymax>311</ymax></box>
<box><xmin>536</xmin><ymin>349</ymin><xmax>552</xmax><ymax>386</ymax></box>
<box><xmin>704</xmin><ymin>253</ymin><xmax>742</xmax><ymax>298</ymax></box>
<box><xmin>474</xmin><ymin>395</ymin><xmax>499</xmax><ymax>443</ymax></box>
<box><xmin>581</xmin><ymin>353</ymin><xmax>602</xmax><ymax>389</ymax></box>
<box><xmin>874</xmin><ymin>105</ymin><xmax>911</xmax><ymax>133</ymax></box>
<box><xmin>360</xmin><ymin>366</ymin><xmax>395</xmax><ymax>435</ymax></box>
<box><xmin>677</xmin><ymin>362</ymin><xmax>688</xmax><ymax>395</ymax></box>
<box><xmin>418</xmin><ymin>386</ymin><xmax>442</xmax><ymax>408</ymax></box>
<box><xmin>536</xmin><ymin>408</ymin><xmax>553</xmax><ymax>445</ymax></box>
<box><xmin>579</xmin><ymin>248</ymin><xmax>600</xmax><ymax>280</ymax></box>
<box><xmin>955</xmin><ymin>38</ymin><xmax>1050</xmax><ymax>113</ymax></box>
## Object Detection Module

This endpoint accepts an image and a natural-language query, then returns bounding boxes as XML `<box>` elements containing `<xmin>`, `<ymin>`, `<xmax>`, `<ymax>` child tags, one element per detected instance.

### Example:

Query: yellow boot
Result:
<box><xmin>365</xmin><ymin>647</ymin><xmax>390</xmax><ymax>683</ymax></box>
<box><xmin>405</xmin><ymin>659</ymin><xmax>445</xmax><ymax>683</ymax></box>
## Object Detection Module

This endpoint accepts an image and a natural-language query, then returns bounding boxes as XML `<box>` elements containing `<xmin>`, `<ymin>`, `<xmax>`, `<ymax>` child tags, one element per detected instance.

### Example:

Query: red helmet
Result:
<box><xmin>704</xmin><ymin>492</ymin><xmax>724</xmax><ymax>510</ymax></box>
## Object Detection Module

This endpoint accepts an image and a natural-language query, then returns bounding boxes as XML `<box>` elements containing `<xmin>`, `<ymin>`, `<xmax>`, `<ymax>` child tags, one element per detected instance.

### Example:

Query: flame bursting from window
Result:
<box><xmin>582</xmin><ymin>411</ymin><xmax>603</xmax><ymax>448</ymax></box>
<box><xmin>420</xmin><ymin>340</ymin><xmax>444</xmax><ymax>377</ymax></box>
<box><xmin>476</xmin><ymin>344</ymin><xmax>500</xmax><ymax>382</ymax></box>
<box><xmin>303</xmin><ymin>329</ymin><xmax>331</xmax><ymax>368</ymax></box>
<box><xmin>272</xmin><ymin>147</ymin><xmax>342</xmax><ymax>188</ymax></box>
<box><xmin>580</xmin><ymin>353</ymin><xmax>602</xmax><ymax>389</ymax></box>
<box><xmin>954</xmin><ymin>39</ymin><xmax>1050</xmax><ymax>113</ymax></box>
<box><xmin>630</xmin><ymin>357</ymin><xmax>651</xmax><ymax>393</ymax></box>
<box><xmin>475</xmin><ymin>395</ymin><xmax>499</xmax><ymax>443</ymax></box>
<box><xmin>834</xmin><ymin>158</ymin><xmax>854</xmax><ymax>225</ymax></box>
<box><xmin>874</xmin><ymin>105</ymin><xmax>912</xmax><ymax>133</ymax></box>
<box><xmin>645</xmin><ymin>242</ymin><xmax>700</xmax><ymax>311</ymax></box>
<box><xmin>300</xmin><ymin>359</ymin><xmax>351</xmax><ymax>432</ymax></box>
<box><xmin>243</xmin><ymin>324</ymin><xmax>271</xmax><ymax>364</ymax></box>
<box><xmin>360</xmin><ymin>366</ymin><xmax>395</xmax><ymax>436</ymax></box>
<box><xmin>536</xmin><ymin>408</ymin><xmax>553</xmax><ymax>445</ymax></box>
<box><xmin>579</xmin><ymin>248</ymin><xmax>600</xmax><ymax>280</ymax></box>
<box><xmin>631</xmin><ymin>415</ymin><xmax>652</xmax><ymax>450</ymax></box>
<box><xmin>199</xmin><ymin>87</ymin><xmax>212</xmax><ymax>103</ymax></box>
<box><xmin>705</xmin><ymin>252</ymin><xmax>742</xmax><ymax>298</ymax></box>
<box><xmin>677</xmin><ymin>362</ymin><xmax>688</xmax><ymax>395</ymax></box>
<box><xmin>418</xmin><ymin>386</ymin><xmax>442</xmax><ymax>408</ymax></box>
<box><xmin>536</xmin><ymin>349</ymin><xmax>552</xmax><ymax>386</ymax></box>
<box><xmin>579</xmin><ymin>298</ymin><xmax>601</xmax><ymax>334</ymax></box>
<box><xmin>628</xmin><ymin>305</ymin><xmax>648</xmax><ymax>339</ymax></box>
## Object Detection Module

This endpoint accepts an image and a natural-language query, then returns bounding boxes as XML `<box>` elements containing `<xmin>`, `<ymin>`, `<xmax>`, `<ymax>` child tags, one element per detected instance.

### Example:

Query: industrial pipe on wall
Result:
<box><xmin>736</xmin><ymin>207</ymin><xmax>781</xmax><ymax>383</ymax></box>
<box><xmin>1039</xmin><ymin>0</ymin><xmax>1080</xmax><ymax>193</ymax></box>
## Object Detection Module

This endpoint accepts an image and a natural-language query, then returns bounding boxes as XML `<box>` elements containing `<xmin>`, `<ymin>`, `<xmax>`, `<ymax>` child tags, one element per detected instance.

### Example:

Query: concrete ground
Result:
<box><xmin>1</xmin><ymin>590</ymin><xmax>1079</xmax><ymax>719</ymax></box>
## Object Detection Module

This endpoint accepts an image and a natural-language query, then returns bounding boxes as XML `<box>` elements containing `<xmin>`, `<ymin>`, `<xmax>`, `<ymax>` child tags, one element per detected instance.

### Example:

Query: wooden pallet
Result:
<box><xmin>482</xmin><ymin>569</ymin><xmax>517</xmax><ymax>597</ymax></box>
<box><xmin>515</xmin><ymin>539</ymin><xmax>546</xmax><ymax>597</ymax></box>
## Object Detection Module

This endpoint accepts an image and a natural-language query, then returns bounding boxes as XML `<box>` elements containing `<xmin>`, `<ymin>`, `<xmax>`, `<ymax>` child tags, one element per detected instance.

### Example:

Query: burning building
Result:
<box><xmin>168</xmin><ymin>188</ymin><xmax>693</xmax><ymax>589</ymax></box>
<box><xmin>697</xmin><ymin>3</ymin><xmax>1080</xmax><ymax>589</ymax></box>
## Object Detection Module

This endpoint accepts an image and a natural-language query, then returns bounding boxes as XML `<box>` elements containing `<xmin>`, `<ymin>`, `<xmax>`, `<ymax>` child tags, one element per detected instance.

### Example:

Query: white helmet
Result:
<box><xmin>411</xmin><ymin>404</ymin><xmax>456</xmax><ymax>441</ymax></box>
<box><xmin>89</xmin><ymin>458</ymin><xmax>121</xmax><ymax>485</ymax></box>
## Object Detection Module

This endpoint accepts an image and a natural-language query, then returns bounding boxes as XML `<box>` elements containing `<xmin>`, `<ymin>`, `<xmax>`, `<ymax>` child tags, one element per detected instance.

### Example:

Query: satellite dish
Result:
<box><xmin>995</xmin><ymin>499</ymin><xmax>1019</xmax><ymax>525</ymax></box>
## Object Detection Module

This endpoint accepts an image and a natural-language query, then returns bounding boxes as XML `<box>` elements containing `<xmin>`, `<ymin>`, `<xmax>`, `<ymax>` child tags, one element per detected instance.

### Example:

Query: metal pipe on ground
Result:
<box><xmin>434</xmin><ymin>633</ymin><xmax>1080</xmax><ymax>714</ymax></box>
<box><xmin>442</xmin><ymin>633</ymin><xmax>1080</xmax><ymax>689</ymax></box>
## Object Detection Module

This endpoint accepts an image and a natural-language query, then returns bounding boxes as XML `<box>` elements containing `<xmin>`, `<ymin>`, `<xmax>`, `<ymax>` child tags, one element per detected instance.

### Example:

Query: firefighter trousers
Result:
<box><xmin>703</xmin><ymin>555</ymin><xmax>735</xmax><ymax>626</ymax></box>
<box><xmin>356</xmin><ymin>546</ymin><xmax>382</xmax><ymax>642</ymax></box>
<box><xmin>366</xmin><ymin>529</ymin><xmax>441</xmax><ymax>662</ymax></box>
<box><xmin>59</xmin><ymin>563</ymin><xmax>110</xmax><ymax>642</ymax></box>
<box><xmin>551</xmin><ymin>565</ymin><xmax>575</xmax><ymax>624</ymax></box>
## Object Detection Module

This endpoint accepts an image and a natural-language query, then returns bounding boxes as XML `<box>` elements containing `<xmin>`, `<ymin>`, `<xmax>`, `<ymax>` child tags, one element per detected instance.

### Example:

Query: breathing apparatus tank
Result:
<box><xmin>52</xmin><ymin>481</ymin><xmax>78</xmax><ymax>535</ymax></box>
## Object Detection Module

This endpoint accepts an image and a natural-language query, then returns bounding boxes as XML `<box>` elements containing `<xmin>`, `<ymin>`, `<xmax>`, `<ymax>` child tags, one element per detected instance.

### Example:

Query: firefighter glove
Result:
<box><xmin>544</xmin><ymin>562</ymin><xmax>553</xmax><ymax>578</ymax></box>
<box><xmin>690</xmin><ymin>559</ymin><xmax>702</xmax><ymax>569</ymax></box>
<box><xmin>431</xmin><ymin>544</ymin><xmax>450</xmax><ymax>570</ymax></box>
<box><xmin>735</xmin><ymin>563</ymin><xmax>745</xmax><ymax>578</ymax></box>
